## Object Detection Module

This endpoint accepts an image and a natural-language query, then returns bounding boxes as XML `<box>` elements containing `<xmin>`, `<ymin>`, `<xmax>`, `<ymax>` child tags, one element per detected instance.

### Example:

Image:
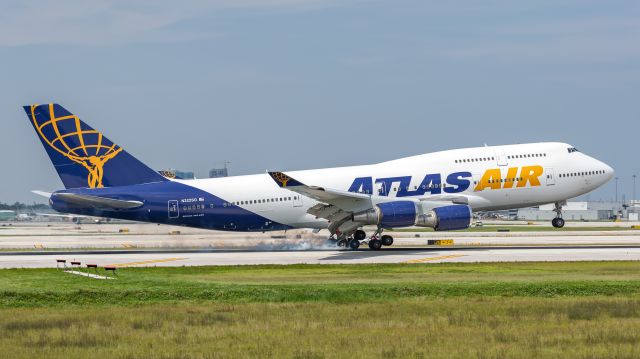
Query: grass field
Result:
<box><xmin>2</xmin><ymin>262</ymin><xmax>640</xmax><ymax>358</ymax></box>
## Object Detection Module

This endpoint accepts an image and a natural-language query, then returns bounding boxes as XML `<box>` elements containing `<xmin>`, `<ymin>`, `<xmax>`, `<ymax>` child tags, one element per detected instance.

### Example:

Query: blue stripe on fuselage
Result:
<box><xmin>50</xmin><ymin>181</ymin><xmax>291</xmax><ymax>231</ymax></box>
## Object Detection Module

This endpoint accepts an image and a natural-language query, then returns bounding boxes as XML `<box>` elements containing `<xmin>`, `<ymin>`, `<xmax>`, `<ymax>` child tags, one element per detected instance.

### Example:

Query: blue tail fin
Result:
<box><xmin>24</xmin><ymin>103</ymin><xmax>167</xmax><ymax>189</ymax></box>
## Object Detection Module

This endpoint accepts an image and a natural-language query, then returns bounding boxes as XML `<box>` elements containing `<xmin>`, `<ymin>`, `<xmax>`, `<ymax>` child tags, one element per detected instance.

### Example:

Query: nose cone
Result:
<box><xmin>604</xmin><ymin>163</ymin><xmax>615</xmax><ymax>181</ymax></box>
<box><xmin>592</xmin><ymin>156</ymin><xmax>615</xmax><ymax>183</ymax></box>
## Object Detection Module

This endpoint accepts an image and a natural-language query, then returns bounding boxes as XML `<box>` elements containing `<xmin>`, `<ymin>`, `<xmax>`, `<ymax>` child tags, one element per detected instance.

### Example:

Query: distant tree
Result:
<box><xmin>0</xmin><ymin>201</ymin><xmax>50</xmax><ymax>211</ymax></box>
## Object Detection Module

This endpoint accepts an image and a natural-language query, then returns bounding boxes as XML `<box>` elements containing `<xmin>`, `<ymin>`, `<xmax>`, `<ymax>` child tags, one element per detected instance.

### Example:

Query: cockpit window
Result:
<box><xmin>567</xmin><ymin>147</ymin><xmax>579</xmax><ymax>153</ymax></box>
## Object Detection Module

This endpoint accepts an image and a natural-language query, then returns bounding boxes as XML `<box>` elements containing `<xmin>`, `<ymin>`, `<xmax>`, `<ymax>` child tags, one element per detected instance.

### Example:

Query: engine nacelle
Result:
<box><xmin>353</xmin><ymin>201</ymin><xmax>471</xmax><ymax>231</ymax></box>
<box><xmin>416</xmin><ymin>204</ymin><xmax>472</xmax><ymax>231</ymax></box>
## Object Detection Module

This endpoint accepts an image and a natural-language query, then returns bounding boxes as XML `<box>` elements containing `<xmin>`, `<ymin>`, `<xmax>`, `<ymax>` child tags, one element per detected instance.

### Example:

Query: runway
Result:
<box><xmin>3</xmin><ymin>245</ymin><xmax>640</xmax><ymax>268</ymax></box>
<box><xmin>2</xmin><ymin>221</ymin><xmax>640</xmax><ymax>268</ymax></box>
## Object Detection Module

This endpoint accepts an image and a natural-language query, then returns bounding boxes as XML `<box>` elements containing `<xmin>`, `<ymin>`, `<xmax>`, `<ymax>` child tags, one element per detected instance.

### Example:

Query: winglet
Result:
<box><xmin>267</xmin><ymin>171</ymin><xmax>305</xmax><ymax>188</ymax></box>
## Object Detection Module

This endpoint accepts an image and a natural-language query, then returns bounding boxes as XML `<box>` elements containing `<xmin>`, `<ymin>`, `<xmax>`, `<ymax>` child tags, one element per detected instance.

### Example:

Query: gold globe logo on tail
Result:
<box><xmin>30</xmin><ymin>104</ymin><xmax>122</xmax><ymax>188</ymax></box>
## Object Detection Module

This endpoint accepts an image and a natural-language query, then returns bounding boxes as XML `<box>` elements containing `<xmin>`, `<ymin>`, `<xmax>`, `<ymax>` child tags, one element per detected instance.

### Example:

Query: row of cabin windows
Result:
<box><xmin>488</xmin><ymin>177</ymin><xmax>523</xmax><ymax>184</ymax></box>
<box><xmin>507</xmin><ymin>153</ymin><xmax>546</xmax><ymax>159</ymax></box>
<box><xmin>455</xmin><ymin>157</ymin><xmax>494</xmax><ymax>164</ymax></box>
<box><xmin>390</xmin><ymin>184</ymin><xmax>447</xmax><ymax>192</ymax></box>
<box><xmin>455</xmin><ymin>153</ymin><xmax>547</xmax><ymax>164</ymax></box>
<box><xmin>183</xmin><ymin>204</ymin><xmax>205</xmax><ymax>211</ymax></box>
<box><xmin>223</xmin><ymin>196</ymin><xmax>300</xmax><ymax>207</ymax></box>
<box><xmin>560</xmin><ymin>170</ymin><xmax>605</xmax><ymax>178</ymax></box>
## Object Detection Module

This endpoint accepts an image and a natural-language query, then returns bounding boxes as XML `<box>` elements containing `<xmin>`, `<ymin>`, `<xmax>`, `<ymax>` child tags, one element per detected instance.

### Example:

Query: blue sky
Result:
<box><xmin>1</xmin><ymin>0</ymin><xmax>638</xmax><ymax>203</ymax></box>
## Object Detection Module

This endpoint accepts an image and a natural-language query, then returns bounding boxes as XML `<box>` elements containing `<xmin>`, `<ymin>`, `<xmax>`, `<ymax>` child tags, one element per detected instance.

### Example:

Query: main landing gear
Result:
<box><xmin>353</xmin><ymin>228</ymin><xmax>394</xmax><ymax>251</ymax></box>
<box><xmin>333</xmin><ymin>229</ymin><xmax>394</xmax><ymax>250</ymax></box>
<box><xmin>552</xmin><ymin>201</ymin><xmax>565</xmax><ymax>228</ymax></box>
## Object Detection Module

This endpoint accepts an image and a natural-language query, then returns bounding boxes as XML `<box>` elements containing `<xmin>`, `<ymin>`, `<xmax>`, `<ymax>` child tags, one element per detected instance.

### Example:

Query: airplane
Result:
<box><xmin>24</xmin><ymin>103</ymin><xmax>614</xmax><ymax>250</ymax></box>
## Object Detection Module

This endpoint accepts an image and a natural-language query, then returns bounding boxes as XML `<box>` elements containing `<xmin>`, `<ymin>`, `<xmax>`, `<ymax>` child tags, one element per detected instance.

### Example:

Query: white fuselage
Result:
<box><xmin>178</xmin><ymin>142</ymin><xmax>614</xmax><ymax>229</ymax></box>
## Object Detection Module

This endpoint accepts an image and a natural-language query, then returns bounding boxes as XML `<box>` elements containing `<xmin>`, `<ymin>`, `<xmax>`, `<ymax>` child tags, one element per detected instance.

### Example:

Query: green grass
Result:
<box><xmin>3</xmin><ymin>262</ymin><xmax>640</xmax><ymax>358</ymax></box>
<box><xmin>2</xmin><ymin>262</ymin><xmax>640</xmax><ymax>307</ymax></box>
<box><xmin>2</xmin><ymin>298</ymin><xmax>640</xmax><ymax>358</ymax></box>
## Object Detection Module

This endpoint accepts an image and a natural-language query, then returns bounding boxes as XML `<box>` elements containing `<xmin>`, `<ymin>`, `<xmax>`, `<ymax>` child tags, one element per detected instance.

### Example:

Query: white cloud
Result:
<box><xmin>430</xmin><ymin>14</ymin><xmax>640</xmax><ymax>64</ymax></box>
<box><xmin>0</xmin><ymin>0</ymin><xmax>350</xmax><ymax>46</ymax></box>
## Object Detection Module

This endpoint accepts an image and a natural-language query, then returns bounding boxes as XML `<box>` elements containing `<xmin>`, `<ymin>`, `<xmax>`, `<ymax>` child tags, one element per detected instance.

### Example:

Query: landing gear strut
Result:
<box><xmin>552</xmin><ymin>202</ymin><xmax>565</xmax><ymax>228</ymax></box>
<box><xmin>365</xmin><ymin>227</ymin><xmax>393</xmax><ymax>251</ymax></box>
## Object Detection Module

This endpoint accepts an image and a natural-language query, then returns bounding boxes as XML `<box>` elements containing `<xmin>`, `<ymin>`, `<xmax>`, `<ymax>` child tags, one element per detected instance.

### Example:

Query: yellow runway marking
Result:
<box><xmin>404</xmin><ymin>254</ymin><xmax>466</xmax><ymax>263</ymax></box>
<box><xmin>106</xmin><ymin>257</ymin><xmax>187</xmax><ymax>267</ymax></box>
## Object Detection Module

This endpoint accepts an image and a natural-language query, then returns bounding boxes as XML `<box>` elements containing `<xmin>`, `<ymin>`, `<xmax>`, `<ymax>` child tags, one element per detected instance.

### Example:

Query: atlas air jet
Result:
<box><xmin>25</xmin><ymin>104</ymin><xmax>614</xmax><ymax>250</ymax></box>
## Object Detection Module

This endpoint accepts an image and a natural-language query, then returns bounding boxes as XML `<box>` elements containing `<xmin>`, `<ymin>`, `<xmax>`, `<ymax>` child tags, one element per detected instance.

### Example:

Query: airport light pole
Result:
<box><xmin>633</xmin><ymin>174</ymin><xmax>637</xmax><ymax>202</ymax></box>
<box><xmin>615</xmin><ymin>177</ymin><xmax>619</xmax><ymax>204</ymax></box>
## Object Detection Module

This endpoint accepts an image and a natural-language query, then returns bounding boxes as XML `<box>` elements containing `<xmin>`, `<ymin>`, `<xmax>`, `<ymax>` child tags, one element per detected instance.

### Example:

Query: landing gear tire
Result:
<box><xmin>348</xmin><ymin>238</ymin><xmax>360</xmax><ymax>250</ymax></box>
<box><xmin>552</xmin><ymin>217</ymin><xmax>565</xmax><ymax>228</ymax></box>
<box><xmin>337</xmin><ymin>239</ymin><xmax>348</xmax><ymax>248</ymax></box>
<box><xmin>354</xmin><ymin>230</ymin><xmax>367</xmax><ymax>241</ymax></box>
<box><xmin>368</xmin><ymin>239</ymin><xmax>382</xmax><ymax>250</ymax></box>
<box><xmin>552</xmin><ymin>201</ymin><xmax>565</xmax><ymax>229</ymax></box>
<box><xmin>381</xmin><ymin>235</ymin><xmax>394</xmax><ymax>246</ymax></box>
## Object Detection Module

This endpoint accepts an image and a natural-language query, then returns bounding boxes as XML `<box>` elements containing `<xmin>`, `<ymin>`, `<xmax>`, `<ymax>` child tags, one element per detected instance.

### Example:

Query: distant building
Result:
<box><xmin>209</xmin><ymin>162</ymin><xmax>230</xmax><ymax>178</ymax></box>
<box><xmin>209</xmin><ymin>167</ymin><xmax>228</xmax><ymax>178</ymax></box>
<box><xmin>0</xmin><ymin>210</ymin><xmax>15</xmax><ymax>221</ymax></box>
<box><xmin>517</xmin><ymin>202</ymin><xmax>617</xmax><ymax>221</ymax></box>
<box><xmin>158</xmin><ymin>169</ymin><xmax>195</xmax><ymax>180</ymax></box>
<box><xmin>175</xmin><ymin>170</ymin><xmax>195</xmax><ymax>180</ymax></box>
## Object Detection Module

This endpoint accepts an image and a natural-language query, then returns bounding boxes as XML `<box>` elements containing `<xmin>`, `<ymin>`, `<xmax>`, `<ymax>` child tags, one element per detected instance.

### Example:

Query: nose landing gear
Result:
<box><xmin>552</xmin><ymin>201</ymin><xmax>565</xmax><ymax>228</ymax></box>
<box><xmin>552</xmin><ymin>217</ymin><xmax>565</xmax><ymax>228</ymax></box>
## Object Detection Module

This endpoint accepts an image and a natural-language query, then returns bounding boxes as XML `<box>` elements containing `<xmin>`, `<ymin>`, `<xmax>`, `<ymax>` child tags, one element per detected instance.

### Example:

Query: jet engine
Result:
<box><xmin>352</xmin><ymin>201</ymin><xmax>471</xmax><ymax>231</ymax></box>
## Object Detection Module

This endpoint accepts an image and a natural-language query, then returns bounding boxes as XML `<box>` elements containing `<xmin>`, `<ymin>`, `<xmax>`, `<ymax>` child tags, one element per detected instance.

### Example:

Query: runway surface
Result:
<box><xmin>3</xmin><ymin>245</ymin><xmax>640</xmax><ymax>268</ymax></box>
<box><xmin>2</xmin><ymin>221</ymin><xmax>640</xmax><ymax>268</ymax></box>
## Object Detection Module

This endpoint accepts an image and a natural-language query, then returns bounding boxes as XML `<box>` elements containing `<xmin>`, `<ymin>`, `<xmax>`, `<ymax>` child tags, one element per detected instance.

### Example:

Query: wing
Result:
<box><xmin>268</xmin><ymin>171</ymin><xmax>375</xmax><ymax>235</ymax></box>
<box><xmin>267</xmin><ymin>171</ymin><xmax>466</xmax><ymax>236</ymax></box>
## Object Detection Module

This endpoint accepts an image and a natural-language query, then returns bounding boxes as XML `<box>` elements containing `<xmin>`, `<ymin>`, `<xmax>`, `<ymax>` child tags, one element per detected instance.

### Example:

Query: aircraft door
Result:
<box><xmin>472</xmin><ymin>173</ymin><xmax>481</xmax><ymax>192</ymax></box>
<box><xmin>375</xmin><ymin>181</ymin><xmax>387</xmax><ymax>196</ymax></box>
<box><xmin>546</xmin><ymin>168</ymin><xmax>555</xmax><ymax>186</ymax></box>
<box><xmin>168</xmin><ymin>200</ymin><xmax>179</xmax><ymax>218</ymax></box>
<box><xmin>494</xmin><ymin>149</ymin><xmax>508</xmax><ymax>166</ymax></box>
<box><xmin>293</xmin><ymin>195</ymin><xmax>303</xmax><ymax>207</ymax></box>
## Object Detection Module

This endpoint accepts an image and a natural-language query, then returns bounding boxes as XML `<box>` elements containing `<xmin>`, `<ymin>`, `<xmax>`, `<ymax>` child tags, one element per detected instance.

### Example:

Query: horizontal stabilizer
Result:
<box><xmin>52</xmin><ymin>193</ymin><xmax>143</xmax><ymax>210</ymax></box>
<box><xmin>31</xmin><ymin>190</ymin><xmax>52</xmax><ymax>198</ymax></box>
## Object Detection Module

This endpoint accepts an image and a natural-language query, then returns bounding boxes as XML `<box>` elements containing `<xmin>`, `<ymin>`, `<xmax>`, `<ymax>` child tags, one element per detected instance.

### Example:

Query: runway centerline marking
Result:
<box><xmin>106</xmin><ymin>257</ymin><xmax>187</xmax><ymax>267</ymax></box>
<box><xmin>404</xmin><ymin>254</ymin><xmax>466</xmax><ymax>263</ymax></box>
